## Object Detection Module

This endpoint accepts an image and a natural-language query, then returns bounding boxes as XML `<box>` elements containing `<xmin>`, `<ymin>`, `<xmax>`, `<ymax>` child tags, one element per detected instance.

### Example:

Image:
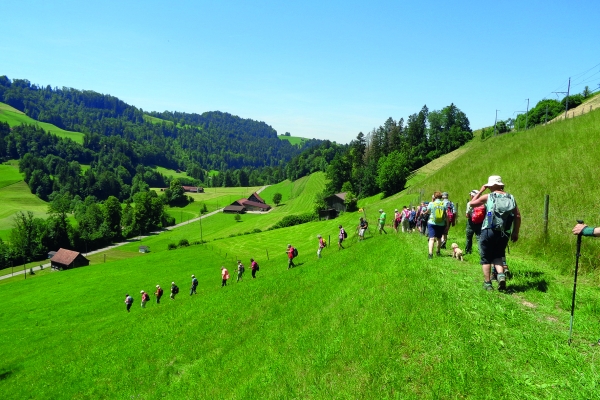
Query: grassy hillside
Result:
<box><xmin>0</xmin><ymin>102</ymin><xmax>85</xmax><ymax>144</ymax></box>
<box><xmin>403</xmin><ymin>108</ymin><xmax>600</xmax><ymax>274</ymax></box>
<box><xmin>278</xmin><ymin>135</ymin><xmax>309</xmax><ymax>146</ymax></box>
<box><xmin>2</xmin><ymin>216</ymin><xmax>600</xmax><ymax>398</ymax></box>
<box><xmin>0</xmin><ymin>164</ymin><xmax>48</xmax><ymax>240</ymax></box>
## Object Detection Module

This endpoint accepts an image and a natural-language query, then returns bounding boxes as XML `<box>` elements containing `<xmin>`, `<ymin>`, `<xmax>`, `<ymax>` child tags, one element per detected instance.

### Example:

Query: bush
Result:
<box><xmin>252</xmin><ymin>228</ymin><xmax>262</xmax><ymax>233</ymax></box>
<box><xmin>234</xmin><ymin>214</ymin><xmax>241</xmax><ymax>222</ymax></box>
<box><xmin>168</xmin><ymin>243</ymin><xmax>177</xmax><ymax>250</ymax></box>
<box><xmin>178</xmin><ymin>239</ymin><xmax>189</xmax><ymax>247</ymax></box>
<box><xmin>271</xmin><ymin>213</ymin><xmax>317</xmax><ymax>230</ymax></box>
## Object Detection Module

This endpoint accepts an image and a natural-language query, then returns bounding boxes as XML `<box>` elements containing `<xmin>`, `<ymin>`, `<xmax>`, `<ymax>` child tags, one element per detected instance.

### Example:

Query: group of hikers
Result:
<box><xmin>125</xmin><ymin>173</ymin><xmax>600</xmax><ymax>310</ymax></box>
<box><xmin>314</xmin><ymin>175</ymin><xmax>522</xmax><ymax>292</ymax></box>
<box><xmin>124</xmin><ymin>258</ymin><xmax>260</xmax><ymax>311</ymax></box>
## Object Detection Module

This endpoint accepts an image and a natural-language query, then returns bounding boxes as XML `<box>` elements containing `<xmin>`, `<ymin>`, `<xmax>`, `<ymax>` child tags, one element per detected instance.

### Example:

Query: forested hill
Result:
<box><xmin>0</xmin><ymin>76</ymin><xmax>322</xmax><ymax>171</ymax></box>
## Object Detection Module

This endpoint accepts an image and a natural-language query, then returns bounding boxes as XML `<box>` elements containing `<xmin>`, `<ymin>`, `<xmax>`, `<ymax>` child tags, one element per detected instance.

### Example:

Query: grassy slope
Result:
<box><xmin>1</xmin><ymin>220</ymin><xmax>599</xmax><ymax>399</ymax></box>
<box><xmin>278</xmin><ymin>135</ymin><xmax>308</xmax><ymax>146</ymax></box>
<box><xmin>0</xmin><ymin>164</ymin><xmax>48</xmax><ymax>240</ymax></box>
<box><xmin>0</xmin><ymin>102</ymin><xmax>85</xmax><ymax>144</ymax></box>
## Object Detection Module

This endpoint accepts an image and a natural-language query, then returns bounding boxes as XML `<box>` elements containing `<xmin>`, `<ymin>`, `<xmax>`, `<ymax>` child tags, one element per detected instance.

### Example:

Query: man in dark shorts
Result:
<box><xmin>338</xmin><ymin>225</ymin><xmax>346</xmax><ymax>250</ymax></box>
<box><xmin>426</xmin><ymin>192</ymin><xmax>449</xmax><ymax>259</ymax></box>
<box><xmin>469</xmin><ymin>176</ymin><xmax>521</xmax><ymax>291</ymax></box>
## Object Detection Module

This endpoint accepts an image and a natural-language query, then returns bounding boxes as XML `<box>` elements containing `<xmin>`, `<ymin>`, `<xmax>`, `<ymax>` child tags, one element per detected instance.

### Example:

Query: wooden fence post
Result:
<box><xmin>543</xmin><ymin>195</ymin><xmax>550</xmax><ymax>235</ymax></box>
<box><xmin>266</xmin><ymin>249</ymin><xmax>269</xmax><ymax>260</ymax></box>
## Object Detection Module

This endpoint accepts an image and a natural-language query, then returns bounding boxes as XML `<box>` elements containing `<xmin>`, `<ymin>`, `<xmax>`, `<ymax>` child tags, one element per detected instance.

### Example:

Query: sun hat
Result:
<box><xmin>287</xmin><ymin>244</ymin><xmax>291</xmax><ymax>248</ymax></box>
<box><xmin>379</xmin><ymin>209</ymin><xmax>383</xmax><ymax>212</ymax></box>
<box><xmin>140</xmin><ymin>290</ymin><xmax>144</xmax><ymax>293</ymax></box>
<box><xmin>156</xmin><ymin>285</ymin><xmax>160</xmax><ymax>288</ymax></box>
<box><xmin>191</xmin><ymin>274</ymin><xmax>195</xmax><ymax>278</ymax></box>
<box><xmin>442</xmin><ymin>192</ymin><xmax>448</xmax><ymax>198</ymax></box>
<box><xmin>470</xmin><ymin>189</ymin><xmax>478</xmax><ymax>197</ymax></box>
<box><xmin>485</xmin><ymin>175</ymin><xmax>504</xmax><ymax>187</ymax></box>
<box><xmin>317</xmin><ymin>234</ymin><xmax>322</xmax><ymax>238</ymax></box>
<box><xmin>394</xmin><ymin>208</ymin><xmax>398</xmax><ymax>212</ymax></box>
<box><xmin>171</xmin><ymin>282</ymin><xmax>175</xmax><ymax>285</ymax></box>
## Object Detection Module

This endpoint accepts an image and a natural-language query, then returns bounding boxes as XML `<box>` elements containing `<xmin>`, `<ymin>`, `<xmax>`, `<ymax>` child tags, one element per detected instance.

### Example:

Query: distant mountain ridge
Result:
<box><xmin>0</xmin><ymin>75</ymin><xmax>323</xmax><ymax>171</ymax></box>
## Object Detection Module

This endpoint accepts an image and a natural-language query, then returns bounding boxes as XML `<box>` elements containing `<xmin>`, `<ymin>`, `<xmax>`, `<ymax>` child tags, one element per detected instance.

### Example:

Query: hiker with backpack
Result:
<box><xmin>250</xmin><ymin>258</ymin><xmax>259</xmax><ymax>278</ymax></box>
<box><xmin>287</xmin><ymin>244</ymin><xmax>297</xmax><ymax>269</ymax></box>
<box><xmin>317</xmin><ymin>234</ymin><xmax>326</xmax><ymax>258</ymax></box>
<box><xmin>190</xmin><ymin>274</ymin><xmax>199</xmax><ymax>295</ymax></box>
<box><xmin>426</xmin><ymin>192</ymin><xmax>450</xmax><ymax>259</ymax></box>
<box><xmin>140</xmin><ymin>290</ymin><xmax>150</xmax><ymax>308</ymax></box>
<box><xmin>401</xmin><ymin>206</ymin><xmax>411</xmax><ymax>233</ymax></box>
<box><xmin>221</xmin><ymin>267</ymin><xmax>229</xmax><ymax>287</ymax></box>
<box><xmin>155</xmin><ymin>285</ymin><xmax>163</xmax><ymax>303</ymax></box>
<box><xmin>338</xmin><ymin>225</ymin><xmax>347</xmax><ymax>249</ymax></box>
<box><xmin>236</xmin><ymin>261</ymin><xmax>245</xmax><ymax>283</ymax></box>
<box><xmin>409</xmin><ymin>207</ymin><xmax>417</xmax><ymax>232</ymax></box>
<box><xmin>124</xmin><ymin>294</ymin><xmax>133</xmax><ymax>312</ymax></box>
<box><xmin>416</xmin><ymin>202</ymin><xmax>428</xmax><ymax>236</ymax></box>
<box><xmin>465</xmin><ymin>189</ymin><xmax>485</xmax><ymax>255</ymax></box>
<box><xmin>170</xmin><ymin>282</ymin><xmax>179</xmax><ymax>299</ymax></box>
<box><xmin>441</xmin><ymin>192</ymin><xmax>456</xmax><ymax>248</ymax></box>
<box><xmin>358</xmin><ymin>217</ymin><xmax>368</xmax><ymax>241</ymax></box>
<box><xmin>469</xmin><ymin>175</ymin><xmax>521</xmax><ymax>291</ymax></box>
<box><xmin>393</xmin><ymin>209</ymin><xmax>401</xmax><ymax>233</ymax></box>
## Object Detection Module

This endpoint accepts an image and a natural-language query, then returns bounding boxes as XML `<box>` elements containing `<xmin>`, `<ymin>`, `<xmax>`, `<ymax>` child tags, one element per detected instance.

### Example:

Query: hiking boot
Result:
<box><xmin>504</xmin><ymin>268</ymin><xmax>512</xmax><ymax>280</ymax></box>
<box><xmin>436</xmin><ymin>250</ymin><xmax>441</xmax><ymax>257</ymax></box>
<box><xmin>497</xmin><ymin>274</ymin><xmax>506</xmax><ymax>291</ymax></box>
<box><xmin>483</xmin><ymin>281</ymin><xmax>493</xmax><ymax>291</ymax></box>
<box><xmin>428</xmin><ymin>253</ymin><xmax>433</xmax><ymax>260</ymax></box>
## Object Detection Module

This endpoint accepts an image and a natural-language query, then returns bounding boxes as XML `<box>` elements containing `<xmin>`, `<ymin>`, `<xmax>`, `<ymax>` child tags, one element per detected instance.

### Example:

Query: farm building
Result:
<box><xmin>324</xmin><ymin>192</ymin><xmax>347</xmax><ymax>212</ymax></box>
<box><xmin>318</xmin><ymin>208</ymin><xmax>338</xmax><ymax>220</ymax></box>
<box><xmin>138</xmin><ymin>246</ymin><xmax>150</xmax><ymax>253</ymax></box>
<box><xmin>240</xmin><ymin>199</ymin><xmax>271</xmax><ymax>212</ymax></box>
<box><xmin>223</xmin><ymin>203</ymin><xmax>246</xmax><ymax>214</ymax></box>
<box><xmin>224</xmin><ymin>192</ymin><xmax>272</xmax><ymax>213</ymax></box>
<box><xmin>182</xmin><ymin>186</ymin><xmax>204</xmax><ymax>193</ymax></box>
<box><xmin>50</xmin><ymin>248</ymin><xmax>90</xmax><ymax>271</ymax></box>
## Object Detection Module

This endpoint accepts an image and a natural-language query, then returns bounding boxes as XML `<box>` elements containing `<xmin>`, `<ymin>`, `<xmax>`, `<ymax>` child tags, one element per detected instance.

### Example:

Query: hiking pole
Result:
<box><xmin>568</xmin><ymin>219</ymin><xmax>584</xmax><ymax>345</ymax></box>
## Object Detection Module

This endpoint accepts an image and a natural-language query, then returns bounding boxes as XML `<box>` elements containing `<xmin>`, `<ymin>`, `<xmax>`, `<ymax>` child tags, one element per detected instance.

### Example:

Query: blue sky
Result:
<box><xmin>1</xmin><ymin>0</ymin><xmax>599</xmax><ymax>143</ymax></box>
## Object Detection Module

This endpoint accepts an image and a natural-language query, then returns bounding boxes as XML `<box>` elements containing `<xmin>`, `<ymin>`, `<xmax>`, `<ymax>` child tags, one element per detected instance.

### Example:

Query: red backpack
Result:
<box><xmin>446</xmin><ymin>202</ymin><xmax>455</xmax><ymax>226</ymax></box>
<box><xmin>471</xmin><ymin>205</ymin><xmax>485</xmax><ymax>224</ymax></box>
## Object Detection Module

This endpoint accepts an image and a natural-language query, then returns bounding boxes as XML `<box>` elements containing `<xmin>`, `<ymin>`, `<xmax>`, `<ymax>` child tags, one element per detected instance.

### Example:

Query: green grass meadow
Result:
<box><xmin>278</xmin><ymin>135</ymin><xmax>309</xmax><ymax>146</ymax></box>
<box><xmin>3</xmin><ymin>110</ymin><xmax>600</xmax><ymax>398</ymax></box>
<box><xmin>0</xmin><ymin>102</ymin><xmax>85</xmax><ymax>144</ymax></box>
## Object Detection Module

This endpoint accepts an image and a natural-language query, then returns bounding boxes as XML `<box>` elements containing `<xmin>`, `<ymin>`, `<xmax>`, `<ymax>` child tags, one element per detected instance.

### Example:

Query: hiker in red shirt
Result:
<box><xmin>221</xmin><ymin>267</ymin><xmax>229</xmax><ymax>287</ymax></box>
<box><xmin>287</xmin><ymin>244</ymin><xmax>296</xmax><ymax>269</ymax></box>
<box><xmin>250</xmin><ymin>258</ymin><xmax>259</xmax><ymax>279</ymax></box>
<box><xmin>154</xmin><ymin>285</ymin><xmax>163</xmax><ymax>304</ymax></box>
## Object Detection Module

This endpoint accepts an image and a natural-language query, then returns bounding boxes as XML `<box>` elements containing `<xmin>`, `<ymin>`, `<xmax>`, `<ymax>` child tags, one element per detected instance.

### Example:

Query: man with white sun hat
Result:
<box><xmin>469</xmin><ymin>175</ymin><xmax>521</xmax><ymax>292</ymax></box>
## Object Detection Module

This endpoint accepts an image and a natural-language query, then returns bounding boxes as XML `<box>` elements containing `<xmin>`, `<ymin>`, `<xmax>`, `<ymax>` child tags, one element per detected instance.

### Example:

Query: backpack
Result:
<box><xmin>173</xmin><ymin>285</ymin><xmax>179</xmax><ymax>294</ymax></box>
<box><xmin>471</xmin><ymin>205</ymin><xmax>485</xmax><ymax>224</ymax></box>
<box><xmin>292</xmin><ymin>247</ymin><xmax>298</xmax><ymax>258</ymax></box>
<box><xmin>157</xmin><ymin>288</ymin><xmax>163</xmax><ymax>296</ymax></box>
<box><xmin>192</xmin><ymin>278</ymin><xmax>198</xmax><ymax>286</ymax></box>
<box><xmin>432</xmin><ymin>200</ymin><xmax>446</xmax><ymax>224</ymax></box>
<box><xmin>485</xmin><ymin>192</ymin><xmax>516</xmax><ymax>231</ymax></box>
<box><xmin>409</xmin><ymin>211</ymin><xmax>415</xmax><ymax>222</ymax></box>
<box><xmin>343</xmin><ymin>230</ymin><xmax>347</xmax><ymax>239</ymax></box>
<box><xmin>255</xmin><ymin>263</ymin><xmax>259</xmax><ymax>271</ymax></box>
<box><xmin>143</xmin><ymin>293</ymin><xmax>149</xmax><ymax>302</ymax></box>
<box><xmin>446</xmin><ymin>201</ymin><xmax>455</xmax><ymax>226</ymax></box>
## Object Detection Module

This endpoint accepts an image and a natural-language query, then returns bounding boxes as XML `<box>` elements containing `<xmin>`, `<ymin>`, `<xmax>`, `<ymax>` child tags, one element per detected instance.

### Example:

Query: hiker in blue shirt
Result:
<box><xmin>469</xmin><ymin>175</ymin><xmax>521</xmax><ymax>291</ymax></box>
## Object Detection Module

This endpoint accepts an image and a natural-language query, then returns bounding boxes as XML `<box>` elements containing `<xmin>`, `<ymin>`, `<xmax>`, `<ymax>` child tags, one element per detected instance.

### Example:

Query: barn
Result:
<box><xmin>324</xmin><ymin>192</ymin><xmax>347</xmax><ymax>212</ymax></box>
<box><xmin>50</xmin><ymin>248</ymin><xmax>90</xmax><ymax>271</ymax></box>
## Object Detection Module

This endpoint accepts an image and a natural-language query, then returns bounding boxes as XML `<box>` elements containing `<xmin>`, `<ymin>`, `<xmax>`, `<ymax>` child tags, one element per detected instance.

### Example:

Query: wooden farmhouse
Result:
<box><xmin>222</xmin><ymin>192</ymin><xmax>271</xmax><ymax>213</ymax></box>
<box><xmin>50</xmin><ymin>248</ymin><xmax>90</xmax><ymax>270</ymax></box>
<box><xmin>324</xmin><ymin>192</ymin><xmax>347</xmax><ymax>213</ymax></box>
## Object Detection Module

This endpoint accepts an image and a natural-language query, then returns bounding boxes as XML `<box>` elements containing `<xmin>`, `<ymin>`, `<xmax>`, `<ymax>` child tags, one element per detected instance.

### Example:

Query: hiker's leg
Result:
<box><xmin>482</xmin><ymin>263</ymin><xmax>492</xmax><ymax>282</ymax></box>
<box><xmin>465</xmin><ymin>221</ymin><xmax>474</xmax><ymax>253</ymax></box>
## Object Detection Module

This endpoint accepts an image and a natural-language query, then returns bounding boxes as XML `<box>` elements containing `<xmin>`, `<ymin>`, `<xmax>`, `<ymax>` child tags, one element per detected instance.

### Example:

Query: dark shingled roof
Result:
<box><xmin>240</xmin><ymin>199</ymin><xmax>271</xmax><ymax>210</ymax></box>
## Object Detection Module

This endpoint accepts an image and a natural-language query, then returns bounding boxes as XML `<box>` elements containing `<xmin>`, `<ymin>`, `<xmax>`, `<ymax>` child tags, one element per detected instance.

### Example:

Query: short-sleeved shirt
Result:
<box><xmin>379</xmin><ymin>212</ymin><xmax>387</xmax><ymax>224</ymax></box>
<box><xmin>427</xmin><ymin>200</ymin><xmax>447</xmax><ymax>226</ymax></box>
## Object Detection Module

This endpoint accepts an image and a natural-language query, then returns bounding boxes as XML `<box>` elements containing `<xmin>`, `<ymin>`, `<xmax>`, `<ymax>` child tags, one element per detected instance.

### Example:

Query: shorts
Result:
<box><xmin>427</xmin><ymin>223</ymin><xmax>445</xmax><ymax>239</ymax></box>
<box><xmin>359</xmin><ymin>228</ymin><xmax>365</xmax><ymax>236</ymax></box>
<box><xmin>479</xmin><ymin>228</ymin><xmax>510</xmax><ymax>265</ymax></box>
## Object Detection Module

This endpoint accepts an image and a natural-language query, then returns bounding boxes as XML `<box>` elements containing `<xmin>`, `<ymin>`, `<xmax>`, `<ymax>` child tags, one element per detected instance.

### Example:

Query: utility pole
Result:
<box><xmin>564</xmin><ymin>77</ymin><xmax>571</xmax><ymax>118</ymax></box>
<box><xmin>494</xmin><ymin>110</ymin><xmax>499</xmax><ymax>135</ymax></box>
<box><xmin>525</xmin><ymin>99</ymin><xmax>529</xmax><ymax>130</ymax></box>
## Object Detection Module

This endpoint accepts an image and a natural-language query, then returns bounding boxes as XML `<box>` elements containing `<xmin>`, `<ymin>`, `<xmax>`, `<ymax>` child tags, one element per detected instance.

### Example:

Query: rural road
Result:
<box><xmin>0</xmin><ymin>185</ymin><xmax>270</xmax><ymax>281</ymax></box>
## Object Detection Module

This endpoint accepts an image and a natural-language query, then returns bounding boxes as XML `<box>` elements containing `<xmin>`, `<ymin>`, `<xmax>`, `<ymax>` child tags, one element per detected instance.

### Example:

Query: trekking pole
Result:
<box><xmin>568</xmin><ymin>219</ymin><xmax>584</xmax><ymax>345</ymax></box>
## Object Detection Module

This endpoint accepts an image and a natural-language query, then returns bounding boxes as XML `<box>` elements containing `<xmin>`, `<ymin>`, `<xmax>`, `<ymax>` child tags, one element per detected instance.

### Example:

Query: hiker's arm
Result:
<box><xmin>511</xmin><ymin>205</ymin><xmax>521</xmax><ymax>242</ymax></box>
<box><xmin>573</xmin><ymin>224</ymin><xmax>600</xmax><ymax>237</ymax></box>
<box><xmin>469</xmin><ymin>193</ymin><xmax>488</xmax><ymax>208</ymax></box>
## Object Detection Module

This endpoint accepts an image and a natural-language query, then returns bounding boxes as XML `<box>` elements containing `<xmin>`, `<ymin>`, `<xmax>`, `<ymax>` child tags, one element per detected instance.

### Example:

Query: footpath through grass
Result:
<box><xmin>1</xmin><ymin>223</ymin><xmax>599</xmax><ymax>399</ymax></box>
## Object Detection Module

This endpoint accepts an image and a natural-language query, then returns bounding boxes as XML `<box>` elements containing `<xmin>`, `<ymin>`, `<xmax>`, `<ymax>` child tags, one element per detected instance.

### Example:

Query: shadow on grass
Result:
<box><xmin>506</xmin><ymin>270</ymin><xmax>548</xmax><ymax>294</ymax></box>
<box><xmin>0</xmin><ymin>369</ymin><xmax>13</xmax><ymax>381</ymax></box>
